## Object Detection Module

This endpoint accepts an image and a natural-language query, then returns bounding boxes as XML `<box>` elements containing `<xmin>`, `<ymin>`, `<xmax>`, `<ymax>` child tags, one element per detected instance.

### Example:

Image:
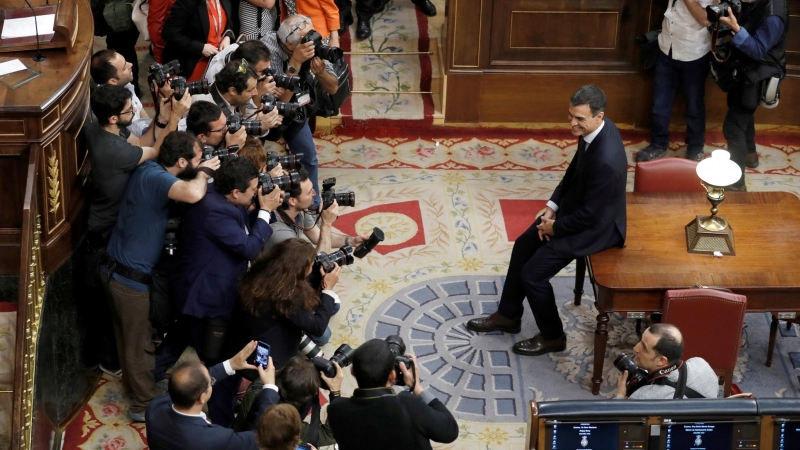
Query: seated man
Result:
<box><xmin>146</xmin><ymin>341</ymin><xmax>279</xmax><ymax>450</ymax></box>
<box><xmin>327</xmin><ymin>339</ymin><xmax>459</xmax><ymax>450</ymax></box>
<box><xmin>186</xmin><ymin>101</ymin><xmax>247</xmax><ymax>150</ymax></box>
<box><xmin>615</xmin><ymin>323</ymin><xmax>719</xmax><ymax>399</ymax></box>
<box><xmin>264</xmin><ymin>168</ymin><xmax>369</xmax><ymax>255</ymax></box>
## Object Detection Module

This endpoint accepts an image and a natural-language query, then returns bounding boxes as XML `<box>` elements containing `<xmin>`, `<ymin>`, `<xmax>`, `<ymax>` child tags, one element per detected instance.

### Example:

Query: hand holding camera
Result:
<box><xmin>319</xmin><ymin>360</ymin><xmax>344</xmax><ymax>392</ymax></box>
<box><xmin>717</xmin><ymin>7</ymin><xmax>741</xmax><ymax>33</ymax></box>
<box><xmin>198</xmin><ymin>155</ymin><xmax>221</xmax><ymax>175</ymax></box>
<box><xmin>172</xmin><ymin>89</ymin><xmax>193</xmax><ymax>119</ymax></box>
<box><xmin>310</xmin><ymin>57</ymin><xmax>326</xmax><ymax>76</ymax></box>
<box><xmin>257</xmin><ymin>107</ymin><xmax>283</xmax><ymax>130</ymax></box>
<box><xmin>321</xmin><ymin>200</ymin><xmax>339</xmax><ymax>225</ymax></box>
<box><xmin>291</xmin><ymin>40</ymin><xmax>317</xmax><ymax>66</ymax></box>
<box><xmin>225</xmin><ymin>124</ymin><xmax>247</xmax><ymax>148</ymax></box>
<box><xmin>257</xmin><ymin>181</ymin><xmax>283</xmax><ymax>212</ymax></box>
<box><xmin>320</xmin><ymin>263</ymin><xmax>341</xmax><ymax>290</ymax></box>
<box><xmin>399</xmin><ymin>354</ymin><xmax>422</xmax><ymax>395</ymax></box>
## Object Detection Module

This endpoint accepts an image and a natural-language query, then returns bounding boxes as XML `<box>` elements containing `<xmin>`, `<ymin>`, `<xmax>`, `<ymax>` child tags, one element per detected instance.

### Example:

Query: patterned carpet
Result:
<box><xmin>63</xmin><ymin>129</ymin><xmax>800</xmax><ymax>449</ymax></box>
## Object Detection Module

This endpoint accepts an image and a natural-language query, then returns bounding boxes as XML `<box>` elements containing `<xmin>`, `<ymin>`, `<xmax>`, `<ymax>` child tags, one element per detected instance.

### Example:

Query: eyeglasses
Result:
<box><xmin>210</xmin><ymin>124</ymin><xmax>229</xmax><ymax>134</ymax></box>
<box><xmin>209</xmin><ymin>377</ymin><xmax>216</xmax><ymax>388</ymax></box>
<box><xmin>287</xmin><ymin>17</ymin><xmax>312</xmax><ymax>40</ymax></box>
<box><xmin>118</xmin><ymin>106</ymin><xmax>135</xmax><ymax>116</ymax></box>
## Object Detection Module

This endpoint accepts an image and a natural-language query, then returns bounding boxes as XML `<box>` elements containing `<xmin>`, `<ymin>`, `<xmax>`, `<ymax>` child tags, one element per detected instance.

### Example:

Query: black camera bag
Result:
<box><xmin>635</xmin><ymin>29</ymin><xmax>661</xmax><ymax>71</ymax></box>
<box><xmin>307</xmin><ymin>59</ymin><xmax>351</xmax><ymax>118</ymax></box>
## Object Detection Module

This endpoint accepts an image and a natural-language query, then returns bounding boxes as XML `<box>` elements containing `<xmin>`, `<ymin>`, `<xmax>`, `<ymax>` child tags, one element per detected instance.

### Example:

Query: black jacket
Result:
<box><xmin>738</xmin><ymin>0</ymin><xmax>788</xmax><ymax>81</ymax></box>
<box><xmin>549</xmin><ymin>119</ymin><xmax>628</xmax><ymax>258</ymax></box>
<box><xmin>162</xmin><ymin>0</ymin><xmax>237</xmax><ymax>78</ymax></box>
<box><xmin>328</xmin><ymin>388</ymin><xmax>459</xmax><ymax>450</ymax></box>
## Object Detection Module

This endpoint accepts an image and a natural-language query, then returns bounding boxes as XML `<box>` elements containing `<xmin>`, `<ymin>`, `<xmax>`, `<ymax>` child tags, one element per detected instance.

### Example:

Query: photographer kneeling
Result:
<box><xmin>615</xmin><ymin>324</ymin><xmax>719</xmax><ymax>399</ymax></box>
<box><xmin>327</xmin><ymin>339</ymin><xmax>459</xmax><ymax>450</ymax></box>
<box><xmin>186</xmin><ymin>100</ymin><xmax>247</xmax><ymax>151</ymax></box>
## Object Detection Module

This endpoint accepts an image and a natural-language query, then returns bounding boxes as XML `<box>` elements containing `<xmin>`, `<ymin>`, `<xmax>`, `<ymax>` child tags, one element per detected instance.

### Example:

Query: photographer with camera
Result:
<box><xmin>614</xmin><ymin>324</ymin><xmax>719</xmax><ymax>399</ymax></box>
<box><xmin>193</xmin><ymin>59</ymin><xmax>283</xmax><ymax>134</ymax></box>
<box><xmin>99</xmin><ymin>131</ymin><xmax>220</xmax><ymax>422</ymax></box>
<box><xmin>154</xmin><ymin>157</ymin><xmax>282</xmax><ymax>381</ymax></box>
<box><xmin>327</xmin><ymin>339</ymin><xmax>459</xmax><ymax>450</ymax></box>
<box><xmin>146</xmin><ymin>341</ymin><xmax>279</xmax><ymax>450</ymax></box>
<box><xmin>261</xmin><ymin>14</ymin><xmax>344</xmax><ymax>210</ymax></box>
<box><xmin>205</xmin><ymin>41</ymin><xmax>279</xmax><ymax>101</ymax></box>
<box><xmin>715</xmin><ymin>0</ymin><xmax>787</xmax><ymax>186</ymax></box>
<box><xmin>264</xmin><ymin>171</ymin><xmax>368</xmax><ymax>255</ymax></box>
<box><xmin>238</xmin><ymin>136</ymin><xmax>290</xmax><ymax>178</ymax></box>
<box><xmin>187</xmin><ymin>101</ymin><xmax>248</xmax><ymax>151</ymax></box>
<box><xmin>635</xmin><ymin>0</ymin><xmax>714</xmax><ymax>163</ymax></box>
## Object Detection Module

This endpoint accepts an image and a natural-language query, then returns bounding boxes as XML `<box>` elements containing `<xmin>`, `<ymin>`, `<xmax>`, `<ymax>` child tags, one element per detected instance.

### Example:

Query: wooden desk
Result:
<box><xmin>588</xmin><ymin>191</ymin><xmax>800</xmax><ymax>395</ymax></box>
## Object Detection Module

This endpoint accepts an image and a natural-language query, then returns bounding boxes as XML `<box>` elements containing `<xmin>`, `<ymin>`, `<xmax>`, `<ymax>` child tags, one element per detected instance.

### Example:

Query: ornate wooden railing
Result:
<box><xmin>12</xmin><ymin>145</ymin><xmax>45</xmax><ymax>450</ymax></box>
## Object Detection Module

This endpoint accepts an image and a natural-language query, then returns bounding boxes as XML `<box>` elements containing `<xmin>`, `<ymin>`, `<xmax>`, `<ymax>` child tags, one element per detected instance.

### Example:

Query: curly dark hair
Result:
<box><xmin>238</xmin><ymin>238</ymin><xmax>318</xmax><ymax>318</ymax></box>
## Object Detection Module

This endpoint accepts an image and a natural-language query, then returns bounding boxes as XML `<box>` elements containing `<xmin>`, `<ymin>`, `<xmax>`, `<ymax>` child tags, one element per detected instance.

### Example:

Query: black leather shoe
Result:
<box><xmin>339</xmin><ymin>15</ymin><xmax>354</xmax><ymax>35</ymax></box>
<box><xmin>635</xmin><ymin>144</ymin><xmax>667</xmax><ymax>162</ymax></box>
<box><xmin>413</xmin><ymin>0</ymin><xmax>437</xmax><ymax>16</ymax></box>
<box><xmin>356</xmin><ymin>19</ymin><xmax>371</xmax><ymax>40</ymax></box>
<box><xmin>512</xmin><ymin>334</ymin><xmax>567</xmax><ymax>356</ymax></box>
<box><xmin>685</xmin><ymin>147</ymin><xmax>705</xmax><ymax>161</ymax></box>
<box><xmin>745</xmin><ymin>152</ymin><xmax>759</xmax><ymax>169</ymax></box>
<box><xmin>466</xmin><ymin>313</ymin><xmax>521</xmax><ymax>334</ymax></box>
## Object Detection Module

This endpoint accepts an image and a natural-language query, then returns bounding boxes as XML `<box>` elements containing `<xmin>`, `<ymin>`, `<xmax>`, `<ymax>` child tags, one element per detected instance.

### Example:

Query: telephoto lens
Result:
<box><xmin>185</xmin><ymin>78</ymin><xmax>209</xmax><ymax>96</ymax></box>
<box><xmin>148</xmin><ymin>60</ymin><xmax>181</xmax><ymax>87</ymax></box>
<box><xmin>321</xmin><ymin>177</ymin><xmax>356</xmax><ymax>210</ymax></box>
<box><xmin>202</xmin><ymin>145</ymin><xmax>239</xmax><ymax>161</ymax></box>
<box><xmin>273</xmin><ymin>72</ymin><xmax>301</xmax><ymax>91</ymax></box>
<box><xmin>257</xmin><ymin>171</ymin><xmax>300</xmax><ymax>195</ymax></box>
<box><xmin>385</xmin><ymin>335</ymin><xmax>414</xmax><ymax>386</ymax></box>
<box><xmin>353</xmin><ymin>227</ymin><xmax>385</xmax><ymax>258</ymax></box>
<box><xmin>315</xmin><ymin>246</ymin><xmax>355</xmax><ymax>273</ymax></box>
<box><xmin>301</xmin><ymin>29</ymin><xmax>344</xmax><ymax>63</ymax></box>
<box><xmin>266</xmin><ymin>151</ymin><xmax>304</xmax><ymax>171</ymax></box>
<box><xmin>259</xmin><ymin>94</ymin><xmax>302</xmax><ymax>119</ymax></box>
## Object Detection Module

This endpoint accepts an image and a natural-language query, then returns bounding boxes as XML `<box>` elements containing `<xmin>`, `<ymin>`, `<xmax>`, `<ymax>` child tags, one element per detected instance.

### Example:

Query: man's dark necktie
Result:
<box><xmin>577</xmin><ymin>136</ymin><xmax>586</xmax><ymax>153</ymax></box>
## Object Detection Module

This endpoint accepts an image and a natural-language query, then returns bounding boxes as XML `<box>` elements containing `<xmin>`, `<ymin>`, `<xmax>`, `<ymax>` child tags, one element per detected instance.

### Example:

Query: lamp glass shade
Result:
<box><xmin>695</xmin><ymin>150</ymin><xmax>742</xmax><ymax>187</ymax></box>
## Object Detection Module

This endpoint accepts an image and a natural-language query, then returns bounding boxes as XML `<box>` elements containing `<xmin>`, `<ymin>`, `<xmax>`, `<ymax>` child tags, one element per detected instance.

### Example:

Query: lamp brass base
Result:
<box><xmin>686</xmin><ymin>215</ymin><xmax>736</xmax><ymax>255</ymax></box>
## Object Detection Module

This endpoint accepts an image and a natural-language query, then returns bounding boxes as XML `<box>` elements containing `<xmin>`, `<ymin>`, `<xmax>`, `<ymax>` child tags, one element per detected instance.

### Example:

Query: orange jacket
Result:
<box><xmin>281</xmin><ymin>0</ymin><xmax>340</xmax><ymax>39</ymax></box>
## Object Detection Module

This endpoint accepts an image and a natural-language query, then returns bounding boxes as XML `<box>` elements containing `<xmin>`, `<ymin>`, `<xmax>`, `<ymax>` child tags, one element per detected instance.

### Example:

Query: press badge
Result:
<box><xmin>297</xmin><ymin>91</ymin><xmax>311</xmax><ymax>106</ymax></box>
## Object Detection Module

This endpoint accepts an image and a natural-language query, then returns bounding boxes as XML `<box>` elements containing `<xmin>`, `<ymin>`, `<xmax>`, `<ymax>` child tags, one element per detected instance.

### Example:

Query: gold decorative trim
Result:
<box><xmin>47</xmin><ymin>153</ymin><xmax>60</xmax><ymax>214</ymax></box>
<box><xmin>20</xmin><ymin>215</ymin><xmax>44</xmax><ymax>450</ymax></box>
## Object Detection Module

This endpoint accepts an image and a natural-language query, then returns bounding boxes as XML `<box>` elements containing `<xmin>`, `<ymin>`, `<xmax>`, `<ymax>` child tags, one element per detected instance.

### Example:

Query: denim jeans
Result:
<box><xmin>309</xmin><ymin>301</ymin><xmax>341</xmax><ymax>346</ymax></box>
<box><xmin>284</xmin><ymin>120</ymin><xmax>321</xmax><ymax>209</ymax></box>
<box><xmin>650</xmin><ymin>50</ymin><xmax>709</xmax><ymax>150</ymax></box>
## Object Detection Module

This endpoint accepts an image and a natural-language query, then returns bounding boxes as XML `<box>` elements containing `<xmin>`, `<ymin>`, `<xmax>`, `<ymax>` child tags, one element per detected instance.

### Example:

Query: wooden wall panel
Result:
<box><xmin>449</xmin><ymin>0</ymin><xmax>484</xmax><ymax>67</ymax></box>
<box><xmin>509</xmin><ymin>11</ymin><xmax>619</xmax><ymax>49</ymax></box>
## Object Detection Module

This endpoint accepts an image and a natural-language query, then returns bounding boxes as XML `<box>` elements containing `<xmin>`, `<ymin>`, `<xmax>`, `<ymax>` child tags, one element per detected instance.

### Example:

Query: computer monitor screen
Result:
<box><xmin>544</xmin><ymin>420</ymin><xmax>647</xmax><ymax>450</ymax></box>
<box><xmin>774</xmin><ymin>419</ymin><xmax>800</xmax><ymax>450</ymax></box>
<box><xmin>661</xmin><ymin>419</ymin><xmax>760</xmax><ymax>450</ymax></box>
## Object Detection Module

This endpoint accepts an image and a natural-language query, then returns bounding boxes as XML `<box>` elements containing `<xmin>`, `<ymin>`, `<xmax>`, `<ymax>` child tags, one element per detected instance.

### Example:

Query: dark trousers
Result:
<box><xmin>336</xmin><ymin>0</ymin><xmax>385</xmax><ymax>22</ymax></box>
<box><xmin>650</xmin><ymin>50</ymin><xmax>709</xmax><ymax>150</ymax></box>
<box><xmin>496</xmin><ymin>219</ymin><xmax>573</xmax><ymax>341</ymax></box>
<box><xmin>722</xmin><ymin>86</ymin><xmax>758</xmax><ymax>186</ymax></box>
<box><xmin>153</xmin><ymin>314</ymin><xmax>228</xmax><ymax>381</ymax></box>
<box><xmin>106</xmin><ymin>28</ymin><xmax>141</xmax><ymax>90</ymax></box>
<box><xmin>73</xmin><ymin>235</ymin><xmax>120</xmax><ymax>370</ymax></box>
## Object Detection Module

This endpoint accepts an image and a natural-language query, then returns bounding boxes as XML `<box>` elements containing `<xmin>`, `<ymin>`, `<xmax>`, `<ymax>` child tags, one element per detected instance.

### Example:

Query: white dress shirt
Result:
<box><xmin>658</xmin><ymin>0</ymin><xmax>714</xmax><ymax>62</ymax></box>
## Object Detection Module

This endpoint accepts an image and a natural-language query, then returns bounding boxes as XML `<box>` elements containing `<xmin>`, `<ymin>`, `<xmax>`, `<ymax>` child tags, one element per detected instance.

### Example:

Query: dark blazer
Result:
<box><xmin>172</xmin><ymin>185</ymin><xmax>272</xmax><ymax>319</ymax></box>
<box><xmin>328</xmin><ymin>388</ymin><xmax>459</xmax><ymax>450</ymax></box>
<box><xmin>145</xmin><ymin>362</ymin><xmax>279</xmax><ymax>450</ymax></box>
<box><xmin>161</xmin><ymin>0</ymin><xmax>237</xmax><ymax>78</ymax></box>
<box><xmin>227</xmin><ymin>291</ymin><xmax>337</xmax><ymax>375</ymax></box>
<box><xmin>549</xmin><ymin>118</ymin><xmax>627</xmax><ymax>258</ymax></box>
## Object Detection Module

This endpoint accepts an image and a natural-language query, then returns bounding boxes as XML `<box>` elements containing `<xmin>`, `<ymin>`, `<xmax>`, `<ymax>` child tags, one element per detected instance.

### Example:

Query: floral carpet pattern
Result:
<box><xmin>65</xmin><ymin>128</ymin><xmax>800</xmax><ymax>449</ymax></box>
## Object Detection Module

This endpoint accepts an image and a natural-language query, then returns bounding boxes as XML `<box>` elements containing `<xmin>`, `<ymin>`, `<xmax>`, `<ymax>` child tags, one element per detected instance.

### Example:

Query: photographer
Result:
<box><xmin>264</xmin><ymin>169</ymin><xmax>369</xmax><ymax>255</ymax></box>
<box><xmin>154</xmin><ymin>157</ymin><xmax>282</xmax><ymax>381</ymax></box>
<box><xmin>238</xmin><ymin>136</ymin><xmax>289</xmax><ymax>177</ymax></box>
<box><xmin>187</xmin><ymin>100</ymin><xmax>248</xmax><ymax>150</ymax></box>
<box><xmin>262</xmin><ymin>14</ymin><xmax>343</xmax><ymax>209</ymax></box>
<box><xmin>327</xmin><ymin>339</ymin><xmax>459</xmax><ymax>450</ymax></box>
<box><xmin>193</xmin><ymin>59</ymin><xmax>283</xmax><ymax>133</ymax></box>
<box><xmin>205</xmin><ymin>41</ymin><xmax>279</xmax><ymax>104</ymax></box>
<box><xmin>146</xmin><ymin>341</ymin><xmax>279</xmax><ymax>450</ymax></box>
<box><xmin>99</xmin><ymin>131</ymin><xmax>220</xmax><ymax>422</ymax></box>
<box><xmin>718</xmin><ymin>0</ymin><xmax>787</xmax><ymax>186</ymax></box>
<box><xmin>615</xmin><ymin>324</ymin><xmax>719</xmax><ymax>399</ymax></box>
<box><xmin>235</xmin><ymin>356</ymin><xmax>338</xmax><ymax>448</ymax></box>
<box><xmin>635</xmin><ymin>0</ymin><xmax>714</xmax><ymax>163</ymax></box>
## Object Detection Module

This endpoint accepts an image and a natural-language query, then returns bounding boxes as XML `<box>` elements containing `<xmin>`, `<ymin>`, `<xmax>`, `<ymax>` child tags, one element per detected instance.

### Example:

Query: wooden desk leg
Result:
<box><xmin>766</xmin><ymin>315</ymin><xmax>778</xmax><ymax>368</ymax></box>
<box><xmin>592</xmin><ymin>312</ymin><xmax>610</xmax><ymax>395</ymax></box>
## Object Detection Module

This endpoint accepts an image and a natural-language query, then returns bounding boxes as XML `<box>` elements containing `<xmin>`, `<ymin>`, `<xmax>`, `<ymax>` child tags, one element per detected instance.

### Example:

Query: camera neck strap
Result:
<box><xmin>276</xmin><ymin>208</ymin><xmax>318</xmax><ymax>232</ymax></box>
<box><xmin>649</xmin><ymin>361</ymin><xmax>706</xmax><ymax>399</ymax></box>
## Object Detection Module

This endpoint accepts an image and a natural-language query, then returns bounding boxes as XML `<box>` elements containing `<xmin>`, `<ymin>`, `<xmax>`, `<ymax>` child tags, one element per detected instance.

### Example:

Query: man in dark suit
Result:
<box><xmin>146</xmin><ymin>341</ymin><xmax>279</xmax><ymax>450</ymax></box>
<box><xmin>327</xmin><ymin>339</ymin><xmax>459</xmax><ymax>450</ymax></box>
<box><xmin>154</xmin><ymin>157</ymin><xmax>282</xmax><ymax>380</ymax></box>
<box><xmin>467</xmin><ymin>85</ymin><xmax>627</xmax><ymax>356</ymax></box>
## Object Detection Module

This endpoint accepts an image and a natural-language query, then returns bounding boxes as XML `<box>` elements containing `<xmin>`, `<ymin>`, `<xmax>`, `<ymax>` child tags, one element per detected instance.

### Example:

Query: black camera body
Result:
<box><xmin>706</xmin><ymin>0</ymin><xmax>742</xmax><ymax>23</ymax></box>
<box><xmin>264</xmin><ymin>67</ymin><xmax>301</xmax><ymax>91</ymax></box>
<box><xmin>315</xmin><ymin>246</ymin><xmax>355</xmax><ymax>273</ymax></box>
<box><xmin>259</xmin><ymin>94</ymin><xmax>303</xmax><ymax>120</ymax></box>
<box><xmin>385</xmin><ymin>335</ymin><xmax>415</xmax><ymax>386</ymax></box>
<box><xmin>257</xmin><ymin>171</ymin><xmax>301</xmax><ymax>195</ymax></box>
<box><xmin>321</xmin><ymin>177</ymin><xmax>355</xmax><ymax>210</ymax></box>
<box><xmin>202</xmin><ymin>144</ymin><xmax>239</xmax><ymax>162</ymax></box>
<box><xmin>614</xmin><ymin>353</ymin><xmax>650</xmax><ymax>396</ymax></box>
<box><xmin>227</xmin><ymin>113</ymin><xmax>263</xmax><ymax>135</ymax></box>
<box><xmin>148</xmin><ymin>60</ymin><xmax>181</xmax><ymax>87</ymax></box>
<box><xmin>298</xmin><ymin>335</ymin><xmax>355</xmax><ymax>389</ymax></box>
<box><xmin>301</xmin><ymin>29</ymin><xmax>344</xmax><ymax>63</ymax></box>
<box><xmin>266</xmin><ymin>151</ymin><xmax>304</xmax><ymax>171</ymax></box>
<box><xmin>170</xmin><ymin>77</ymin><xmax>210</xmax><ymax>100</ymax></box>
<box><xmin>164</xmin><ymin>217</ymin><xmax>181</xmax><ymax>255</ymax></box>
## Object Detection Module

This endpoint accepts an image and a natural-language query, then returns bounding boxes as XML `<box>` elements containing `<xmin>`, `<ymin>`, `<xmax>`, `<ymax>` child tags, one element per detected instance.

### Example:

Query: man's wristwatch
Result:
<box><xmin>344</xmin><ymin>236</ymin><xmax>350</xmax><ymax>246</ymax></box>
<box><xmin>287</xmin><ymin>65</ymin><xmax>299</xmax><ymax>75</ymax></box>
<box><xmin>155</xmin><ymin>118</ymin><xmax>168</xmax><ymax>128</ymax></box>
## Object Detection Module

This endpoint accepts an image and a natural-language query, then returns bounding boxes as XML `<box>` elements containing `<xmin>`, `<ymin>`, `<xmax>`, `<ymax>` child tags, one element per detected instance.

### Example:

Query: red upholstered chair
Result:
<box><xmin>662</xmin><ymin>288</ymin><xmax>747</xmax><ymax>397</ymax></box>
<box><xmin>633</xmin><ymin>158</ymin><xmax>706</xmax><ymax>193</ymax></box>
<box><xmin>573</xmin><ymin>158</ymin><xmax>706</xmax><ymax>306</ymax></box>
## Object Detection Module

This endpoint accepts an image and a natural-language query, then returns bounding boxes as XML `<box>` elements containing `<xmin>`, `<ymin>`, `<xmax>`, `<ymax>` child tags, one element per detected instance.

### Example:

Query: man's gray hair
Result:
<box><xmin>570</xmin><ymin>84</ymin><xmax>607</xmax><ymax>117</ymax></box>
<box><xmin>278</xmin><ymin>15</ymin><xmax>311</xmax><ymax>47</ymax></box>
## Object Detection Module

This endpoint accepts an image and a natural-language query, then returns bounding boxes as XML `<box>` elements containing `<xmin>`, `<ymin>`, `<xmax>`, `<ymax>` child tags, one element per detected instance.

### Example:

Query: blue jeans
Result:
<box><xmin>284</xmin><ymin>120</ymin><xmax>321</xmax><ymax>209</ymax></box>
<box><xmin>310</xmin><ymin>301</ymin><xmax>341</xmax><ymax>346</ymax></box>
<box><xmin>650</xmin><ymin>50</ymin><xmax>709</xmax><ymax>150</ymax></box>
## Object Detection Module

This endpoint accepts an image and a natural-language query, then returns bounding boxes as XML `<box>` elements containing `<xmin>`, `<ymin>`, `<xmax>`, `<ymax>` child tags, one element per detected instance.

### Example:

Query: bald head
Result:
<box><xmin>648</xmin><ymin>323</ymin><xmax>684</xmax><ymax>366</ymax></box>
<box><xmin>168</xmin><ymin>361</ymin><xmax>210</xmax><ymax>409</ymax></box>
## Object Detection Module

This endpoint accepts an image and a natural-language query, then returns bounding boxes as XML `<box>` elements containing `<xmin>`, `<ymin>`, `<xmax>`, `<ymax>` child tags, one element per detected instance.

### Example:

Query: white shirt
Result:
<box><xmin>124</xmin><ymin>83</ymin><xmax>151</xmax><ymax>138</ymax></box>
<box><xmin>547</xmin><ymin>120</ymin><xmax>605</xmax><ymax>213</ymax></box>
<box><xmin>658</xmin><ymin>0</ymin><xmax>714</xmax><ymax>62</ymax></box>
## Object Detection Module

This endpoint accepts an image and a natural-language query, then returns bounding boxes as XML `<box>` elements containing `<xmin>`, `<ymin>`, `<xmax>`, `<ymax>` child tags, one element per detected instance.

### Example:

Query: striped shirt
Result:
<box><xmin>239</xmin><ymin>2</ymin><xmax>276</xmax><ymax>40</ymax></box>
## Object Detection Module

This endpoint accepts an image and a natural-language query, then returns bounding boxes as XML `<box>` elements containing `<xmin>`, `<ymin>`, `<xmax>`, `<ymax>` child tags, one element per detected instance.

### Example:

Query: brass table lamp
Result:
<box><xmin>686</xmin><ymin>150</ymin><xmax>743</xmax><ymax>255</ymax></box>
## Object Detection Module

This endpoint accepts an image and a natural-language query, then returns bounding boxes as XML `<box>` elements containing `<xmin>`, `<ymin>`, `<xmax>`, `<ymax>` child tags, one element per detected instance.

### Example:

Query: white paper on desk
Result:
<box><xmin>0</xmin><ymin>59</ymin><xmax>27</xmax><ymax>76</ymax></box>
<box><xmin>1</xmin><ymin>14</ymin><xmax>56</xmax><ymax>39</ymax></box>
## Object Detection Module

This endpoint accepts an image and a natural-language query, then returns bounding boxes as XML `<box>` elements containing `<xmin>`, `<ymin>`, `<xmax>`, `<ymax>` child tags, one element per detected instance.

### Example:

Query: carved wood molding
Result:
<box><xmin>47</xmin><ymin>154</ymin><xmax>60</xmax><ymax>215</ymax></box>
<box><xmin>19</xmin><ymin>215</ymin><xmax>44</xmax><ymax>450</ymax></box>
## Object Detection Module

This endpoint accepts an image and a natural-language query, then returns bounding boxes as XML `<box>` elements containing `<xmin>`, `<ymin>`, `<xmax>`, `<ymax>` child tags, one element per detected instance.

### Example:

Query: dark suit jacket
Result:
<box><xmin>145</xmin><ymin>362</ymin><xmax>278</xmax><ymax>450</ymax></box>
<box><xmin>172</xmin><ymin>184</ymin><xmax>272</xmax><ymax>319</ymax></box>
<box><xmin>328</xmin><ymin>388</ymin><xmax>459</xmax><ymax>450</ymax></box>
<box><xmin>161</xmin><ymin>0</ymin><xmax>237</xmax><ymax>78</ymax></box>
<box><xmin>549</xmin><ymin>119</ymin><xmax>627</xmax><ymax>258</ymax></box>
